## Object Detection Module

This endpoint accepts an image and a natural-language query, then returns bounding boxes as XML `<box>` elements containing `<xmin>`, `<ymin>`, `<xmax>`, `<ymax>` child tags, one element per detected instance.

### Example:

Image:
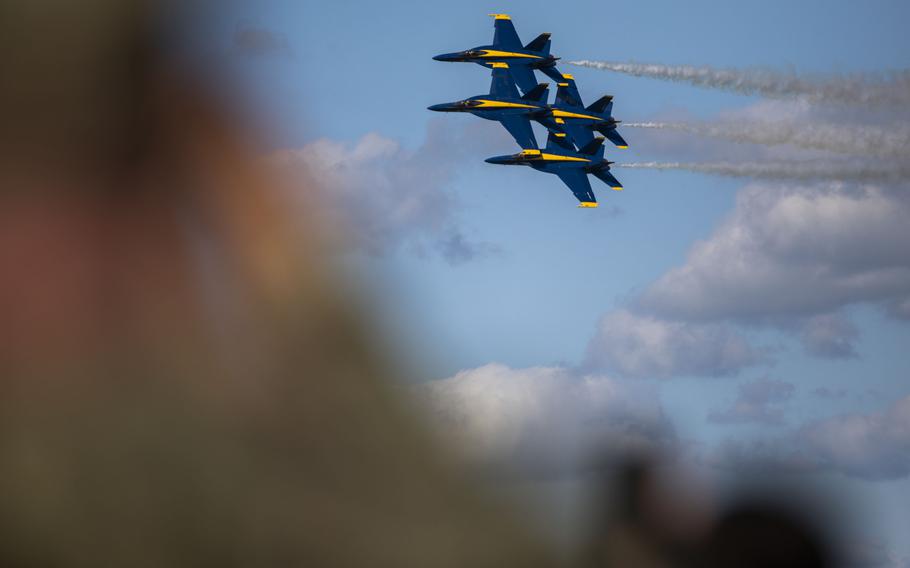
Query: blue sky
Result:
<box><xmin>198</xmin><ymin>1</ymin><xmax>910</xmax><ymax>563</ymax></box>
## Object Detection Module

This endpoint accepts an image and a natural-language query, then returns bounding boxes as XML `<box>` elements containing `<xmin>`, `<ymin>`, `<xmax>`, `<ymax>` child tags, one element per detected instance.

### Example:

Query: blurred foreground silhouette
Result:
<box><xmin>0</xmin><ymin>1</ymin><xmax>844</xmax><ymax>566</ymax></box>
<box><xmin>0</xmin><ymin>2</ymin><xmax>557</xmax><ymax>566</ymax></box>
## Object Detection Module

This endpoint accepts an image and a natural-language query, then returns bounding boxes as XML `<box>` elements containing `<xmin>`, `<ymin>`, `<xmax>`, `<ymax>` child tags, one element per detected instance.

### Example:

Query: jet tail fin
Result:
<box><xmin>521</xmin><ymin>83</ymin><xmax>549</xmax><ymax>103</ymax></box>
<box><xmin>587</xmin><ymin>95</ymin><xmax>614</xmax><ymax>115</ymax></box>
<box><xmin>524</xmin><ymin>32</ymin><xmax>551</xmax><ymax>53</ymax></box>
<box><xmin>579</xmin><ymin>136</ymin><xmax>605</xmax><ymax>156</ymax></box>
<box><xmin>593</xmin><ymin>168</ymin><xmax>623</xmax><ymax>190</ymax></box>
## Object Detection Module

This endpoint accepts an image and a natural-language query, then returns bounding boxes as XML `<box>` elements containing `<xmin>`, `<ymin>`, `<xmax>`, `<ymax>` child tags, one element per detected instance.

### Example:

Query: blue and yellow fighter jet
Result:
<box><xmin>485</xmin><ymin>132</ymin><xmax>623</xmax><ymax>208</ymax></box>
<box><xmin>549</xmin><ymin>74</ymin><xmax>629</xmax><ymax>149</ymax></box>
<box><xmin>428</xmin><ymin>62</ymin><xmax>549</xmax><ymax>149</ymax></box>
<box><xmin>433</xmin><ymin>14</ymin><xmax>562</xmax><ymax>94</ymax></box>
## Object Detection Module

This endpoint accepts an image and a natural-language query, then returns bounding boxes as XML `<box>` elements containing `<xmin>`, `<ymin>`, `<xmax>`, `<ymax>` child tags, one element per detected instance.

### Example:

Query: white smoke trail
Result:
<box><xmin>616</xmin><ymin>161</ymin><xmax>910</xmax><ymax>183</ymax></box>
<box><xmin>623</xmin><ymin>121</ymin><xmax>910</xmax><ymax>159</ymax></box>
<box><xmin>569</xmin><ymin>61</ymin><xmax>910</xmax><ymax>107</ymax></box>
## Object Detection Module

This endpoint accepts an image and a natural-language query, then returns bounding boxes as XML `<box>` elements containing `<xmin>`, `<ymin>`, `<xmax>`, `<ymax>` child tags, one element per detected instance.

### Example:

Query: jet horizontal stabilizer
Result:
<box><xmin>538</xmin><ymin>65</ymin><xmax>565</xmax><ymax>84</ymax></box>
<box><xmin>601</xmin><ymin>128</ymin><xmax>629</xmax><ymax>149</ymax></box>
<box><xmin>593</xmin><ymin>168</ymin><xmax>623</xmax><ymax>190</ymax></box>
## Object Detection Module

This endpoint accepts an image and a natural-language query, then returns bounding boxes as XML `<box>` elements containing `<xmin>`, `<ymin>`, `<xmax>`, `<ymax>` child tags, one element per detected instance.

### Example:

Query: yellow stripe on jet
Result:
<box><xmin>489</xmin><ymin>13</ymin><xmax>511</xmax><ymax>20</ymax></box>
<box><xmin>539</xmin><ymin>153</ymin><xmax>590</xmax><ymax>162</ymax></box>
<box><xmin>490</xmin><ymin>62</ymin><xmax>509</xmax><ymax>69</ymax></box>
<box><xmin>518</xmin><ymin>149</ymin><xmax>590</xmax><ymax>162</ymax></box>
<box><xmin>578</xmin><ymin>202</ymin><xmax>598</xmax><ymax>208</ymax></box>
<box><xmin>562</xmin><ymin>73</ymin><xmax>575</xmax><ymax>80</ymax></box>
<box><xmin>479</xmin><ymin>49</ymin><xmax>543</xmax><ymax>59</ymax></box>
<box><xmin>473</xmin><ymin>99</ymin><xmax>540</xmax><ymax>109</ymax></box>
<box><xmin>551</xmin><ymin>109</ymin><xmax>602</xmax><ymax>120</ymax></box>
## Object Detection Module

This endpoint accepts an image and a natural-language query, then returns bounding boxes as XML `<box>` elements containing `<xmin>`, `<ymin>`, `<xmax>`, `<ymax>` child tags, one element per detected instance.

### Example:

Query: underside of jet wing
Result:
<box><xmin>555</xmin><ymin>169</ymin><xmax>597</xmax><ymax>207</ymax></box>
<box><xmin>498</xmin><ymin>115</ymin><xmax>538</xmax><ymax>149</ymax></box>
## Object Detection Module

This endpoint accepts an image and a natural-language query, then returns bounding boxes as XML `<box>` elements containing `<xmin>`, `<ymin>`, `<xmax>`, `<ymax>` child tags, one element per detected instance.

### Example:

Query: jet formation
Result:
<box><xmin>430</xmin><ymin>14</ymin><xmax>628</xmax><ymax>208</ymax></box>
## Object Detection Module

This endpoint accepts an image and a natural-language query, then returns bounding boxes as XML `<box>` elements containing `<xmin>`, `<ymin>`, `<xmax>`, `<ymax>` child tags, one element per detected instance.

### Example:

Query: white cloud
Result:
<box><xmin>801</xmin><ymin>313</ymin><xmax>859</xmax><ymax>359</ymax></box>
<box><xmin>269</xmin><ymin>122</ymin><xmax>501</xmax><ymax>263</ymax></box>
<box><xmin>839</xmin><ymin>537</ymin><xmax>898</xmax><ymax>568</ymax></box>
<box><xmin>416</xmin><ymin>363</ymin><xmax>675</xmax><ymax>477</ymax></box>
<box><xmin>812</xmin><ymin>387</ymin><xmax>849</xmax><ymax>400</ymax></box>
<box><xmin>887</xmin><ymin>295</ymin><xmax>910</xmax><ymax>320</ymax></box>
<box><xmin>584</xmin><ymin>309</ymin><xmax>765</xmax><ymax>379</ymax></box>
<box><xmin>708</xmin><ymin>378</ymin><xmax>795</xmax><ymax>425</ymax></box>
<box><xmin>639</xmin><ymin>183</ymin><xmax>910</xmax><ymax>323</ymax></box>
<box><xmin>800</xmin><ymin>395</ymin><xmax>910</xmax><ymax>480</ymax></box>
<box><xmin>712</xmin><ymin>394</ymin><xmax>910</xmax><ymax>481</ymax></box>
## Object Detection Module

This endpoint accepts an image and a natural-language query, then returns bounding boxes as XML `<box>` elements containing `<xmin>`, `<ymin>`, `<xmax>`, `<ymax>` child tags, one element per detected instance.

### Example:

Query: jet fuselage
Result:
<box><xmin>434</xmin><ymin>47</ymin><xmax>557</xmax><ymax>69</ymax></box>
<box><xmin>485</xmin><ymin>148</ymin><xmax>602</xmax><ymax>174</ymax></box>
<box><xmin>428</xmin><ymin>96</ymin><xmax>548</xmax><ymax>121</ymax></box>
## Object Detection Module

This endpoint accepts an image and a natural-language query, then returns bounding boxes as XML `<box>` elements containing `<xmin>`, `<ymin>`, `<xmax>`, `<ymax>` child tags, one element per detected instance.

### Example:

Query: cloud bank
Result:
<box><xmin>708</xmin><ymin>378</ymin><xmax>796</xmax><ymax>425</ymax></box>
<box><xmin>579</xmin><ymin>179</ymin><xmax>910</xmax><ymax>371</ymax></box>
<box><xmin>269</xmin><ymin>123</ymin><xmax>500</xmax><ymax>264</ymax></box>
<box><xmin>637</xmin><ymin>183</ymin><xmax>910</xmax><ymax>323</ymax></box>
<box><xmin>584</xmin><ymin>310</ymin><xmax>764</xmax><ymax>379</ymax></box>
<box><xmin>712</xmin><ymin>394</ymin><xmax>910</xmax><ymax>480</ymax></box>
<box><xmin>417</xmin><ymin>363</ymin><xmax>675</xmax><ymax>477</ymax></box>
<box><xmin>800</xmin><ymin>394</ymin><xmax>910</xmax><ymax>480</ymax></box>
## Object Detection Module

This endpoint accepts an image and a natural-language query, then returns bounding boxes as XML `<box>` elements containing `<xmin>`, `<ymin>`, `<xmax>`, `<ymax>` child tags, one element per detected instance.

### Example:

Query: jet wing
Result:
<box><xmin>491</xmin><ymin>15</ymin><xmax>522</xmax><ymax>49</ymax></box>
<box><xmin>556</xmin><ymin>169</ymin><xmax>597</xmax><ymax>206</ymax></box>
<box><xmin>563</xmin><ymin>123</ymin><xmax>595</xmax><ymax>148</ymax></box>
<box><xmin>508</xmin><ymin>65</ymin><xmax>539</xmax><ymax>96</ymax></box>
<box><xmin>498</xmin><ymin>115</ymin><xmax>538</xmax><ymax>149</ymax></box>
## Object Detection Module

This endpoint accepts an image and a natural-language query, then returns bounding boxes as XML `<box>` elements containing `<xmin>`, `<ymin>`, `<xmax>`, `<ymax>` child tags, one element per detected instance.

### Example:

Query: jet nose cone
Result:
<box><xmin>433</xmin><ymin>52</ymin><xmax>461</xmax><ymax>62</ymax></box>
<box><xmin>428</xmin><ymin>102</ymin><xmax>461</xmax><ymax>112</ymax></box>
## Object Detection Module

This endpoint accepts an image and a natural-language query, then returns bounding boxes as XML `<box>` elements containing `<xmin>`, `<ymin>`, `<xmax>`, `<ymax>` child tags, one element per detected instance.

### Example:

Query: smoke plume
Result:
<box><xmin>617</xmin><ymin>160</ymin><xmax>910</xmax><ymax>182</ymax></box>
<box><xmin>569</xmin><ymin>60</ymin><xmax>910</xmax><ymax>107</ymax></box>
<box><xmin>624</xmin><ymin>121</ymin><xmax>910</xmax><ymax>159</ymax></box>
